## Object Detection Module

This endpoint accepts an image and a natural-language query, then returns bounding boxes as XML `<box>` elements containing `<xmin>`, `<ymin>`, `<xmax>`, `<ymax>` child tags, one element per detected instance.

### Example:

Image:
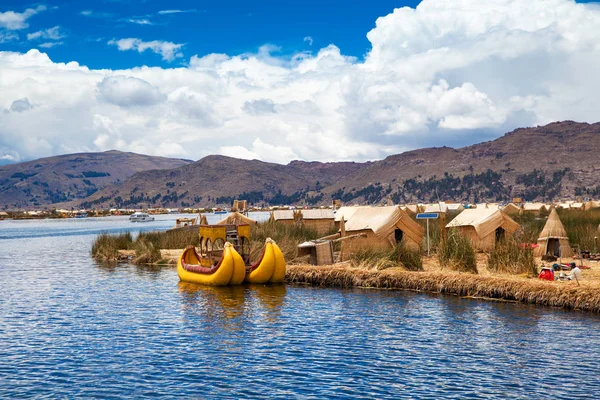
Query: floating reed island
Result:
<box><xmin>92</xmin><ymin>206</ymin><xmax>600</xmax><ymax>312</ymax></box>
<box><xmin>285</xmin><ymin>264</ymin><xmax>600</xmax><ymax>313</ymax></box>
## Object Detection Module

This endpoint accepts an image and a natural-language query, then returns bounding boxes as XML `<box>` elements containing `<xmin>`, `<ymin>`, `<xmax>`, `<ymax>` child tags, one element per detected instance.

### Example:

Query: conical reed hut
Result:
<box><xmin>533</xmin><ymin>208</ymin><xmax>574</xmax><ymax>257</ymax></box>
<box><xmin>216</xmin><ymin>211</ymin><xmax>256</xmax><ymax>225</ymax></box>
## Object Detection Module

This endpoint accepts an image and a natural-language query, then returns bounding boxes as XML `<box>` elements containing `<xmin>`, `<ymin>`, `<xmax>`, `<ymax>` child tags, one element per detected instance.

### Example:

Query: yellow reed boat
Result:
<box><xmin>178</xmin><ymin>242</ymin><xmax>242</xmax><ymax>286</ymax></box>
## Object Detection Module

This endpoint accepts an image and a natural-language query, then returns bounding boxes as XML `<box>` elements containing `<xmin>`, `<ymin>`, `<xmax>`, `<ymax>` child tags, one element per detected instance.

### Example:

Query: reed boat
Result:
<box><xmin>178</xmin><ymin>242</ymin><xmax>245</xmax><ymax>286</ymax></box>
<box><xmin>178</xmin><ymin>224</ymin><xmax>287</xmax><ymax>286</ymax></box>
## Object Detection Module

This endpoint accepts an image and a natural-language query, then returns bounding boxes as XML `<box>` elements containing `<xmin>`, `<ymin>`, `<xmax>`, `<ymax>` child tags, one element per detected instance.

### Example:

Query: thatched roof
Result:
<box><xmin>537</xmin><ymin>208</ymin><xmax>569</xmax><ymax>240</ymax></box>
<box><xmin>301</xmin><ymin>209</ymin><xmax>334</xmax><ymax>220</ymax></box>
<box><xmin>344</xmin><ymin>206</ymin><xmax>424</xmax><ymax>244</ymax></box>
<box><xmin>216</xmin><ymin>212</ymin><xmax>256</xmax><ymax>225</ymax></box>
<box><xmin>0</xmin><ymin>211</ymin><xmax>8</xmax><ymax>217</ymax></box>
<box><xmin>523</xmin><ymin>202</ymin><xmax>547</xmax><ymax>212</ymax></box>
<box><xmin>272</xmin><ymin>210</ymin><xmax>295</xmax><ymax>221</ymax></box>
<box><xmin>423</xmin><ymin>203</ymin><xmax>464</xmax><ymax>213</ymax></box>
<box><xmin>446</xmin><ymin>208</ymin><xmax>520</xmax><ymax>239</ymax></box>
<box><xmin>334</xmin><ymin>206</ymin><xmax>371</xmax><ymax>222</ymax></box>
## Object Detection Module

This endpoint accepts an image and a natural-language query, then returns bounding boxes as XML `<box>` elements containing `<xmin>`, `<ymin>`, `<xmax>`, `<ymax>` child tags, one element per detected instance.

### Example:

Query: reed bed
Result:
<box><xmin>250</xmin><ymin>221</ymin><xmax>325</xmax><ymax>262</ymax></box>
<box><xmin>438</xmin><ymin>231</ymin><xmax>478</xmax><ymax>274</ymax></box>
<box><xmin>91</xmin><ymin>232</ymin><xmax>133</xmax><ymax>262</ymax></box>
<box><xmin>286</xmin><ymin>265</ymin><xmax>600</xmax><ymax>312</ymax></box>
<box><xmin>487</xmin><ymin>236</ymin><xmax>537</xmax><ymax>276</ymax></box>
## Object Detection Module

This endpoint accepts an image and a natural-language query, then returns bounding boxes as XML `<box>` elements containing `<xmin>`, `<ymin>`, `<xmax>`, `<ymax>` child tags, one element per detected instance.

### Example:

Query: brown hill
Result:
<box><xmin>5</xmin><ymin>121</ymin><xmax>600</xmax><ymax>210</ymax></box>
<box><xmin>0</xmin><ymin>150</ymin><xmax>191</xmax><ymax>209</ymax></box>
<box><xmin>77</xmin><ymin>155</ymin><xmax>366</xmax><ymax>209</ymax></box>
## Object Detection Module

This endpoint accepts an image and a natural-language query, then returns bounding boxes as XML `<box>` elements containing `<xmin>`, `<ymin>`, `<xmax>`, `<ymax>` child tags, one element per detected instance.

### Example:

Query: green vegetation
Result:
<box><xmin>439</xmin><ymin>231</ymin><xmax>478</xmax><ymax>274</ymax></box>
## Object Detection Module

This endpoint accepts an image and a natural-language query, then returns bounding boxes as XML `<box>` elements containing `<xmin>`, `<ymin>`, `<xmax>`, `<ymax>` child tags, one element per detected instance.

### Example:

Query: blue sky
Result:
<box><xmin>1</xmin><ymin>0</ymin><xmax>421</xmax><ymax>69</ymax></box>
<box><xmin>1</xmin><ymin>0</ymin><xmax>600</xmax><ymax>164</ymax></box>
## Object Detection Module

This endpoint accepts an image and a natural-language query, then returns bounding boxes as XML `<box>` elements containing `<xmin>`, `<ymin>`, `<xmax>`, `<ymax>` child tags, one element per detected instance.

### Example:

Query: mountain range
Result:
<box><xmin>1</xmin><ymin>121</ymin><xmax>599</xmax><ymax>210</ymax></box>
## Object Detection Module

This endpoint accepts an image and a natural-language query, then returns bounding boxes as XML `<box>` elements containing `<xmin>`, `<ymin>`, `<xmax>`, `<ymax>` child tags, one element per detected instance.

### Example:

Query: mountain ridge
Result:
<box><xmin>2</xmin><ymin>121</ymin><xmax>599</xmax><ymax>210</ymax></box>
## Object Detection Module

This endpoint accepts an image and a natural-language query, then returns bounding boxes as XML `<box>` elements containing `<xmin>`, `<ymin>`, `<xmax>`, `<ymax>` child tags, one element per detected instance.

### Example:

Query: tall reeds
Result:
<box><xmin>91</xmin><ymin>232</ymin><xmax>133</xmax><ymax>262</ymax></box>
<box><xmin>487</xmin><ymin>236</ymin><xmax>536</xmax><ymax>276</ymax></box>
<box><xmin>438</xmin><ymin>231</ymin><xmax>478</xmax><ymax>273</ymax></box>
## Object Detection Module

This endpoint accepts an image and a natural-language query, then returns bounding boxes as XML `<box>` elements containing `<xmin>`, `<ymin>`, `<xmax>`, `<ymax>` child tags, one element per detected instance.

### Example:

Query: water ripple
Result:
<box><xmin>1</xmin><ymin>219</ymin><xmax>600</xmax><ymax>398</ymax></box>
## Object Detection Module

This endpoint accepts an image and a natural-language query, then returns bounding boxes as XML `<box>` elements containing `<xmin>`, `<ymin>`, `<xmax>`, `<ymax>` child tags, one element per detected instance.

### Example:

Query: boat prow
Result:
<box><xmin>178</xmin><ymin>242</ymin><xmax>236</xmax><ymax>286</ymax></box>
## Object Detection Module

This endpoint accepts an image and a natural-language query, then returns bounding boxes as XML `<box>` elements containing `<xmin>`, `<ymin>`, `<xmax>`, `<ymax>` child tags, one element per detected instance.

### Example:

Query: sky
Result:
<box><xmin>1</xmin><ymin>0</ymin><xmax>600</xmax><ymax>165</ymax></box>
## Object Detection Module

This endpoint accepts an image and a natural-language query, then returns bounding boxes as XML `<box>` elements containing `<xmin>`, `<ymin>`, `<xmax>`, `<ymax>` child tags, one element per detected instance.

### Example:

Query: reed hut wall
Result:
<box><xmin>303</xmin><ymin>219</ymin><xmax>335</xmax><ymax>235</ymax></box>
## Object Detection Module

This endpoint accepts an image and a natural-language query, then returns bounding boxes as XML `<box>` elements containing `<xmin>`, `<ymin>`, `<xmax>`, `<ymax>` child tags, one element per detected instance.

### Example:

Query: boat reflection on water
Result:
<box><xmin>177</xmin><ymin>282</ymin><xmax>287</xmax><ymax>323</ymax></box>
<box><xmin>247</xmin><ymin>284</ymin><xmax>287</xmax><ymax>313</ymax></box>
<box><xmin>178</xmin><ymin>282</ymin><xmax>248</xmax><ymax>322</ymax></box>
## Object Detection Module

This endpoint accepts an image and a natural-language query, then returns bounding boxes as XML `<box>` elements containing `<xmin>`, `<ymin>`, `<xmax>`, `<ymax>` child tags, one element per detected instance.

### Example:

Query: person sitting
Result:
<box><xmin>538</xmin><ymin>266</ymin><xmax>555</xmax><ymax>281</ymax></box>
<box><xmin>567</xmin><ymin>264</ymin><xmax>582</xmax><ymax>281</ymax></box>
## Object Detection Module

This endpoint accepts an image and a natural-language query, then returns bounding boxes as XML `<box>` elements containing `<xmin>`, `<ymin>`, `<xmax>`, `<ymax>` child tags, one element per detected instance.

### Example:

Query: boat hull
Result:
<box><xmin>178</xmin><ymin>245</ymin><xmax>234</xmax><ymax>286</ymax></box>
<box><xmin>269</xmin><ymin>241</ymin><xmax>286</xmax><ymax>283</ymax></box>
<box><xmin>245</xmin><ymin>241</ymin><xmax>276</xmax><ymax>284</ymax></box>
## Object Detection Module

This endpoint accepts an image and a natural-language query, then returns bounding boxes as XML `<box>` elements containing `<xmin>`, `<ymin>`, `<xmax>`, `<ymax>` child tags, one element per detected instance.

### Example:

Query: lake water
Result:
<box><xmin>1</xmin><ymin>214</ymin><xmax>600</xmax><ymax>398</ymax></box>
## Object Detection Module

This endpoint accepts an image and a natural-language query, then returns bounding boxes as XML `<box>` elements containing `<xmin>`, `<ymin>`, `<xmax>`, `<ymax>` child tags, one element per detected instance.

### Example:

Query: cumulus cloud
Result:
<box><xmin>0</xmin><ymin>5</ymin><xmax>46</xmax><ymax>30</ymax></box>
<box><xmin>2</xmin><ymin>0</ymin><xmax>600</xmax><ymax>164</ymax></box>
<box><xmin>303</xmin><ymin>36</ymin><xmax>313</xmax><ymax>46</ymax></box>
<box><xmin>108</xmin><ymin>38</ymin><xmax>184</xmax><ymax>61</ymax></box>
<box><xmin>97</xmin><ymin>76</ymin><xmax>166</xmax><ymax>107</ymax></box>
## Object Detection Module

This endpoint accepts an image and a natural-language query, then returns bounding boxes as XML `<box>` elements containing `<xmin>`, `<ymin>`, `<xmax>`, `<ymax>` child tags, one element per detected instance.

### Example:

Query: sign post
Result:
<box><xmin>416</xmin><ymin>213</ymin><xmax>439</xmax><ymax>256</ymax></box>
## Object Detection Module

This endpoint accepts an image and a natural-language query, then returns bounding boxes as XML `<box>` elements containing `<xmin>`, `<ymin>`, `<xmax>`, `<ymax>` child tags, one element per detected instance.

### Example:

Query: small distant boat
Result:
<box><xmin>214</xmin><ymin>210</ymin><xmax>228</xmax><ymax>215</ymax></box>
<box><xmin>129</xmin><ymin>212</ymin><xmax>155</xmax><ymax>222</ymax></box>
<box><xmin>74</xmin><ymin>211</ymin><xmax>88</xmax><ymax>218</ymax></box>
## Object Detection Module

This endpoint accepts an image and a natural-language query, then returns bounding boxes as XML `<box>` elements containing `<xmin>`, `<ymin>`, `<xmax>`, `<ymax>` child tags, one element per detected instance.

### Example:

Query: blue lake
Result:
<box><xmin>1</xmin><ymin>214</ymin><xmax>600</xmax><ymax>398</ymax></box>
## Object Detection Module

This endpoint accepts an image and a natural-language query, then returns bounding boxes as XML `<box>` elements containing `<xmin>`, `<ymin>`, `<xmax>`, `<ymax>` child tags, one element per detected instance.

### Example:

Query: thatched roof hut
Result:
<box><xmin>334</xmin><ymin>206</ymin><xmax>371</xmax><ymax>222</ymax></box>
<box><xmin>446</xmin><ymin>208</ymin><xmax>520</xmax><ymax>251</ymax></box>
<box><xmin>270</xmin><ymin>210</ymin><xmax>296</xmax><ymax>224</ymax></box>
<box><xmin>343</xmin><ymin>206</ymin><xmax>424</xmax><ymax>253</ymax></box>
<box><xmin>501</xmin><ymin>203</ymin><xmax>521</xmax><ymax>215</ymax></box>
<box><xmin>533</xmin><ymin>209</ymin><xmax>574</xmax><ymax>257</ymax></box>
<box><xmin>523</xmin><ymin>202</ymin><xmax>548</xmax><ymax>214</ymax></box>
<box><xmin>299</xmin><ymin>209</ymin><xmax>335</xmax><ymax>235</ymax></box>
<box><xmin>423</xmin><ymin>203</ymin><xmax>464</xmax><ymax>213</ymax></box>
<box><xmin>216</xmin><ymin>212</ymin><xmax>256</xmax><ymax>225</ymax></box>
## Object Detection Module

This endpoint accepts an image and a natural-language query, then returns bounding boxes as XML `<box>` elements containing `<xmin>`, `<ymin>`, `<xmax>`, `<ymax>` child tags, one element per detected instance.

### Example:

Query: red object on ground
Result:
<box><xmin>538</xmin><ymin>269</ymin><xmax>555</xmax><ymax>281</ymax></box>
<box><xmin>519</xmin><ymin>243</ymin><xmax>539</xmax><ymax>249</ymax></box>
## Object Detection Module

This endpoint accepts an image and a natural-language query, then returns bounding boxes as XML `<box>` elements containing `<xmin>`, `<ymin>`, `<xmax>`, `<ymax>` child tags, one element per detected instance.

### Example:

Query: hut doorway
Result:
<box><xmin>394</xmin><ymin>229</ymin><xmax>404</xmax><ymax>244</ymax></box>
<box><xmin>547</xmin><ymin>238</ymin><xmax>560</xmax><ymax>256</ymax></box>
<box><xmin>495</xmin><ymin>227</ymin><xmax>505</xmax><ymax>243</ymax></box>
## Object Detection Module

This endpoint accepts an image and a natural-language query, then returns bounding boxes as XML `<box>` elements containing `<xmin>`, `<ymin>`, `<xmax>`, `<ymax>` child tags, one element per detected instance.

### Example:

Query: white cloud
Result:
<box><xmin>27</xmin><ymin>26</ymin><xmax>65</xmax><ymax>41</ymax></box>
<box><xmin>0</xmin><ymin>5</ymin><xmax>46</xmax><ymax>30</ymax></box>
<box><xmin>158</xmin><ymin>9</ymin><xmax>198</xmax><ymax>15</ymax></box>
<box><xmin>303</xmin><ymin>36</ymin><xmax>313</xmax><ymax>46</ymax></box>
<box><xmin>38</xmin><ymin>42</ymin><xmax>64</xmax><ymax>49</ymax></box>
<box><xmin>124</xmin><ymin>18</ymin><xmax>153</xmax><ymax>25</ymax></box>
<box><xmin>97</xmin><ymin>76</ymin><xmax>166</xmax><ymax>107</ymax></box>
<box><xmin>0</xmin><ymin>31</ymin><xmax>18</xmax><ymax>43</ymax></box>
<box><xmin>108</xmin><ymin>38</ymin><xmax>184</xmax><ymax>61</ymax></box>
<box><xmin>2</xmin><ymin>0</ymin><xmax>600</xmax><ymax>165</ymax></box>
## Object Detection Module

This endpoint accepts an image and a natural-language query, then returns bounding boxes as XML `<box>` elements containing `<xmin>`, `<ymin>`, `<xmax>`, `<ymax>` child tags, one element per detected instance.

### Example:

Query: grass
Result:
<box><xmin>438</xmin><ymin>230</ymin><xmax>478</xmax><ymax>273</ymax></box>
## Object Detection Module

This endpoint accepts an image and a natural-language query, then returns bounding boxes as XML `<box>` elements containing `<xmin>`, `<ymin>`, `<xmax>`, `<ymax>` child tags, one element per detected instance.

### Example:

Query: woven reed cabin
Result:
<box><xmin>342</xmin><ymin>206</ymin><xmax>424</xmax><ymax>254</ymax></box>
<box><xmin>334</xmin><ymin>206</ymin><xmax>371</xmax><ymax>229</ymax></box>
<box><xmin>271</xmin><ymin>209</ymin><xmax>334</xmax><ymax>235</ymax></box>
<box><xmin>445</xmin><ymin>208</ymin><xmax>520</xmax><ymax>251</ymax></box>
<box><xmin>533</xmin><ymin>208</ymin><xmax>574</xmax><ymax>257</ymax></box>
<box><xmin>502</xmin><ymin>203</ymin><xmax>521</xmax><ymax>215</ymax></box>
<box><xmin>522</xmin><ymin>203</ymin><xmax>548</xmax><ymax>215</ymax></box>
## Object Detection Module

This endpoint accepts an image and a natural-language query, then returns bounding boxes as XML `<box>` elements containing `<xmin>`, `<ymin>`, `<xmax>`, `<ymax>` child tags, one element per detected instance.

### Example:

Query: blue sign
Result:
<box><xmin>416</xmin><ymin>213</ymin><xmax>439</xmax><ymax>220</ymax></box>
